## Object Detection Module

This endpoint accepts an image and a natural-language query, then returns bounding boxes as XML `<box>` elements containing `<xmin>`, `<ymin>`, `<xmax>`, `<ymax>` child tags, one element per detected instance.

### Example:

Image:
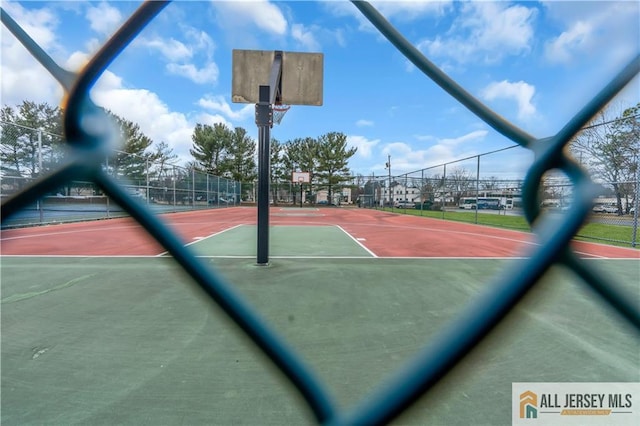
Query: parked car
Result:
<box><xmin>592</xmin><ymin>204</ymin><xmax>618</xmax><ymax>213</ymax></box>
<box><xmin>394</xmin><ymin>200</ymin><xmax>415</xmax><ymax>209</ymax></box>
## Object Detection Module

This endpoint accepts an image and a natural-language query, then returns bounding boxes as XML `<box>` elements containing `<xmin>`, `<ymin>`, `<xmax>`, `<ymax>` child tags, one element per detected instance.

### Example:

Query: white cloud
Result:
<box><xmin>198</xmin><ymin>95</ymin><xmax>254</xmax><ymax>121</ymax></box>
<box><xmin>417</xmin><ymin>2</ymin><xmax>536</xmax><ymax>65</ymax></box>
<box><xmin>356</xmin><ymin>119</ymin><xmax>374</xmax><ymax>127</ymax></box>
<box><xmin>371</xmin><ymin>0</ymin><xmax>452</xmax><ymax>19</ymax></box>
<box><xmin>60</xmin><ymin>49</ymin><xmax>196</xmax><ymax>163</ymax></box>
<box><xmin>135</xmin><ymin>26</ymin><xmax>218</xmax><ymax>85</ymax></box>
<box><xmin>439</xmin><ymin>130</ymin><xmax>489</xmax><ymax>146</ymax></box>
<box><xmin>0</xmin><ymin>2</ymin><xmax>64</xmax><ymax>106</ymax></box>
<box><xmin>213</xmin><ymin>0</ymin><xmax>287</xmax><ymax>36</ymax></box>
<box><xmin>327</xmin><ymin>0</ymin><xmax>452</xmax><ymax>32</ymax></box>
<box><xmin>85</xmin><ymin>2</ymin><xmax>123</xmax><ymax>36</ymax></box>
<box><xmin>481</xmin><ymin>80</ymin><xmax>536</xmax><ymax>121</ymax></box>
<box><xmin>139</xmin><ymin>37</ymin><xmax>193</xmax><ymax>62</ymax></box>
<box><xmin>166</xmin><ymin>62</ymin><xmax>219</xmax><ymax>85</ymax></box>
<box><xmin>374</xmin><ymin>130</ymin><xmax>489</xmax><ymax>174</ymax></box>
<box><xmin>544</xmin><ymin>21</ymin><xmax>592</xmax><ymax>64</ymax></box>
<box><xmin>92</xmin><ymin>79</ymin><xmax>195</xmax><ymax>163</ymax></box>
<box><xmin>347</xmin><ymin>135</ymin><xmax>379</xmax><ymax>158</ymax></box>
<box><xmin>542</xmin><ymin>1</ymin><xmax>638</xmax><ymax>66</ymax></box>
<box><xmin>291</xmin><ymin>23</ymin><xmax>320</xmax><ymax>51</ymax></box>
<box><xmin>1</xmin><ymin>2</ymin><xmax>59</xmax><ymax>50</ymax></box>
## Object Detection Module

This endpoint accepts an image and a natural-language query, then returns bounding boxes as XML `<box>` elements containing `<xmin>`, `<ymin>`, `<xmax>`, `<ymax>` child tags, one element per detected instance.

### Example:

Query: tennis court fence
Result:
<box><xmin>1</xmin><ymin>120</ymin><xmax>242</xmax><ymax>228</ymax></box>
<box><xmin>1</xmin><ymin>1</ymin><xmax>638</xmax><ymax>425</ymax></box>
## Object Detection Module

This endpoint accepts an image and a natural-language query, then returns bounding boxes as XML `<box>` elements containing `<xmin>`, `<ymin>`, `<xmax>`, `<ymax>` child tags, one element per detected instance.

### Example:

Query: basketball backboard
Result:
<box><xmin>292</xmin><ymin>171</ymin><xmax>311</xmax><ymax>183</ymax></box>
<box><xmin>232</xmin><ymin>49</ymin><xmax>323</xmax><ymax>106</ymax></box>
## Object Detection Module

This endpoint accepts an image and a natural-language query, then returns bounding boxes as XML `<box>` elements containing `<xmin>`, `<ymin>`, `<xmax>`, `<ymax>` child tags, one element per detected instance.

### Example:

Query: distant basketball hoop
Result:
<box><xmin>272</xmin><ymin>104</ymin><xmax>291</xmax><ymax>125</ymax></box>
<box><xmin>292</xmin><ymin>171</ymin><xmax>310</xmax><ymax>183</ymax></box>
<box><xmin>292</xmin><ymin>171</ymin><xmax>310</xmax><ymax>208</ymax></box>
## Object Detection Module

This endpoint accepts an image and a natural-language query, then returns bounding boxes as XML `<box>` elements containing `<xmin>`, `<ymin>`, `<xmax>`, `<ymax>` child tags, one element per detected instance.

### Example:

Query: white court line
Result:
<box><xmin>0</xmin><ymin>224</ymin><xmax>142</xmax><ymax>241</ymax></box>
<box><xmin>155</xmin><ymin>224</ymin><xmax>245</xmax><ymax>257</ymax></box>
<box><xmin>335</xmin><ymin>225</ymin><xmax>378</xmax><ymax>258</ymax></box>
<box><xmin>2</xmin><ymin>254</ymin><xmax>637</xmax><ymax>260</ymax></box>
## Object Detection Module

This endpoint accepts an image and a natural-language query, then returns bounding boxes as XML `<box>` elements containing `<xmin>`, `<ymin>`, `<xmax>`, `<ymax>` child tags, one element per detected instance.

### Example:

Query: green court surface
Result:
<box><xmin>1</xmin><ymin>254</ymin><xmax>638</xmax><ymax>425</ymax></box>
<box><xmin>186</xmin><ymin>225</ymin><xmax>373</xmax><ymax>257</ymax></box>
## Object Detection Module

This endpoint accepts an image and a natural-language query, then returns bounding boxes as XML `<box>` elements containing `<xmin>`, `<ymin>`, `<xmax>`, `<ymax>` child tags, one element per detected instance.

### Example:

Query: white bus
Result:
<box><xmin>459</xmin><ymin>197</ymin><xmax>502</xmax><ymax>210</ymax></box>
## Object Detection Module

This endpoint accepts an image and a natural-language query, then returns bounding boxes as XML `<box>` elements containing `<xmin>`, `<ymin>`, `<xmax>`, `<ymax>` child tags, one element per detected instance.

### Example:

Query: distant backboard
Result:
<box><xmin>292</xmin><ymin>171</ymin><xmax>311</xmax><ymax>183</ymax></box>
<box><xmin>232</xmin><ymin>49</ymin><xmax>323</xmax><ymax>106</ymax></box>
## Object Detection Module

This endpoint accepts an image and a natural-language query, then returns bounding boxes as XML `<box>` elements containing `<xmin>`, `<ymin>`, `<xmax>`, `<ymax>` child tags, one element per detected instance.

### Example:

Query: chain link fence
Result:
<box><xmin>358</xmin><ymin>145</ymin><xmax>639</xmax><ymax>247</ymax></box>
<box><xmin>1</xmin><ymin>1</ymin><xmax>639</xmax><ymax>425</ymax></box>
<box><xmin>1</xmin><ymin>121</ymin><xmax>241</xmax><ymax>228</ymax></box>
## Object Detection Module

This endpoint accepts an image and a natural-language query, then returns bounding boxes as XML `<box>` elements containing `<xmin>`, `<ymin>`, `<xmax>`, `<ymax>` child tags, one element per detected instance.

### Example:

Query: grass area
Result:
<box><xmin>377</xmin><ymin>207</ymin><xmax>638</xmax><ymax>248</ymax></box>
<box><xmin>575</xmin><ymin>222</ymin><xmax>639</xmax><ymax>246</ymax></box>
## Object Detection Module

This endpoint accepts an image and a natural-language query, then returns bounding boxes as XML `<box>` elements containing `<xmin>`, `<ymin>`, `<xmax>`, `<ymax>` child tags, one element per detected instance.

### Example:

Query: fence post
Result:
<box><xmin>172</xmin><ymin>165</ymin><xmax>176</xmax><ymax>210</ymax></box>
<box><xmin>475</xmin><ymin>155</ymin><xmax>480</xmax><ymax>224</ymax></box>
<box><xmin>37</xmin><ymin>128</ymin><xmax>43</xmax><ymax>223</ymax></box>
<box><xmin>632</xmin><ymin>154</ymin><xmax>639</xmax><ymax>247</ymax></box>
<box><xmin>420</xmin><ymin>169</ymin><xmax>424</xmax><ymax>216</ymax></box>
<box><xmin>145</xmin><ymin>158</ymin><xmax>150</xmax><ymax>205</ymax></box>
<box><xmin>442</xmin><ymin>164</ymin><xmax>446</xmax><ymax>219</ymax></box>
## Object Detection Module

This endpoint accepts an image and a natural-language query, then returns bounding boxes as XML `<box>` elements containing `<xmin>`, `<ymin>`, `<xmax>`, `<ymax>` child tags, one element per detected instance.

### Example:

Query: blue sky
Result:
<box><xmin>1</xmin><ymin>1</ymin><xmax>638</xmax><ymax>179</ymax></box>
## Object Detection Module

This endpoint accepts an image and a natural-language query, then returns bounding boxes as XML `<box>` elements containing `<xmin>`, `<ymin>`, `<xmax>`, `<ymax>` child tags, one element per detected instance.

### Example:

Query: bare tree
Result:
<box><xmin>571</xmin><ymin>102</ymin><xmax>639</xmax><ymax>214</ymax></box>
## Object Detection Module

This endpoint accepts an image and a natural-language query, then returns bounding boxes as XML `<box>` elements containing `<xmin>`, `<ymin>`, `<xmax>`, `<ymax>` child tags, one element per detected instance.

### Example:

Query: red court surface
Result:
<box><xmin>1</xmin><ymin>207</ymin><xmax>639</xmax><ymax>259</ymax></box>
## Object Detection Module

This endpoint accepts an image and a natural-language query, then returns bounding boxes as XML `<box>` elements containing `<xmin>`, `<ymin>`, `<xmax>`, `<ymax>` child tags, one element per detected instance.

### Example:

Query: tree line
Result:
<box><xmin>1</xmin><ymin>101</ymin><xmax>357</xmax><ymax>203</ymax></box>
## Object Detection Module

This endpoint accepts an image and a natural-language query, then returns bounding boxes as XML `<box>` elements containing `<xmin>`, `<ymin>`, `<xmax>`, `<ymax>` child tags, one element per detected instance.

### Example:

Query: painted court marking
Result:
<box><xmin>156</xmin><ymin>224</ymin><xmax>245</xmax><ymax>257</ymax></box>
<box><xmin>335</xmin><ymin>225</ymin><xmax>378</xmax><ymax>258</ymax></box>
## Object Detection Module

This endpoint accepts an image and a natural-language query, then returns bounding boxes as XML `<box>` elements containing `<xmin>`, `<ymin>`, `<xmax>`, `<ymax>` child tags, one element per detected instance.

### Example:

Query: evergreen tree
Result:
<box><xmin>189</xmin><ymin>123</ymin><xmax>231</xmax><ymax>175</ymax></box>
<box><xmin>227</xmin><ymin>126</ymin><xmax>257</xmax><ymax>183</ymax></box>
<box><xmin>0</xmin><ymin>101</ymin><xmax>63</xmax><ymax>177</ymax></box>
<box><xmin>107</xmin><ymin>113</ymin><xmax>154</xmax><ymax>183</ymax></box>
<box><xmin>283</xmin><ymin>137</ymin><xmax>318</xmax><ymax>201</ymax></box>
<box><xmin>270</xmin><ymin>138</ymin><xmax>287</xmax><ymax>205</ymax></box>
<box><xmin>315</xmin><ymin>132</ymin><xmax>357</xmax><ymax>204</ymax></box>
<box><xmin>150</xmin><ymin>141</ymin><xmax>178</xmax><ymax>179</ymax></box>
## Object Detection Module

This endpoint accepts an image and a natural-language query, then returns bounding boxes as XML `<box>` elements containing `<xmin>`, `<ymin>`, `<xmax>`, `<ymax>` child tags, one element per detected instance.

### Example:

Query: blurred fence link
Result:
<box><xmin>1</xmin><ymin>1</ymin><xmax>639</xmax><ymax>425</ymax></box>
<box><xmin>1</xmin><ymin>120</ymin><xmax>241</xmax><ymax>228</ymax></box>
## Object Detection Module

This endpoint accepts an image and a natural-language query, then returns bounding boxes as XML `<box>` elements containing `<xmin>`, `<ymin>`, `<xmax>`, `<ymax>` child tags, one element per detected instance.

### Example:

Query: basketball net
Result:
<box><xmin>272</xmin><ymin>104</ymin><xmax>291</xmax><ymax>125</ymax></box>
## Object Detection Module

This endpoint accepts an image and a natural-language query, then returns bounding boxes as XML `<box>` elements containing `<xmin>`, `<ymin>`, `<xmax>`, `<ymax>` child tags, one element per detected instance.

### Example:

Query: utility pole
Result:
<box><xmin>385</xmin><ymin>154</ymin><xmax>391</xmax><ymax>208</ymax></box>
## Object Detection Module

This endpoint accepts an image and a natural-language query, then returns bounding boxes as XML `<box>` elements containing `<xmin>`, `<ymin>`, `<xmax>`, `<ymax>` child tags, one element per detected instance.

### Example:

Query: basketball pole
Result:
<box><xmin>255</xmin><ymin>51</ymin><xmax>283</xmax><ymax>265</ymax></box>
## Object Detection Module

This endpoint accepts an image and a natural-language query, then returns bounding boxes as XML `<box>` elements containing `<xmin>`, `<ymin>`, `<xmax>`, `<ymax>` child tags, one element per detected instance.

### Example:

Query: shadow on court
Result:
<box><xmin>2</xmin><ymin>254</ymin><xmax>638</xmax><ymax>425</ymax></box>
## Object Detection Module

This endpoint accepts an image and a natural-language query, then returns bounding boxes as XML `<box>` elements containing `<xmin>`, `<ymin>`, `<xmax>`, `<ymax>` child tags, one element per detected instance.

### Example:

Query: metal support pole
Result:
<box><xmin>386</xmin><ymin>155</ymin><xmax>391</xmax><ymax>209</ymax></box>
<box><xmin>256</xmin><ymin>85</ymin><xmax>272</xmax><ymax>265</ymax></box>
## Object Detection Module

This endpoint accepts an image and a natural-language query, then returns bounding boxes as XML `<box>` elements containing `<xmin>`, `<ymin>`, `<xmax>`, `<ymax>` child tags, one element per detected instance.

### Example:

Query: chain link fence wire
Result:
<box><xmin>1</xmin><ymin>1</ymin><xmax>639</xmax><ymax>425</ymax></box>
